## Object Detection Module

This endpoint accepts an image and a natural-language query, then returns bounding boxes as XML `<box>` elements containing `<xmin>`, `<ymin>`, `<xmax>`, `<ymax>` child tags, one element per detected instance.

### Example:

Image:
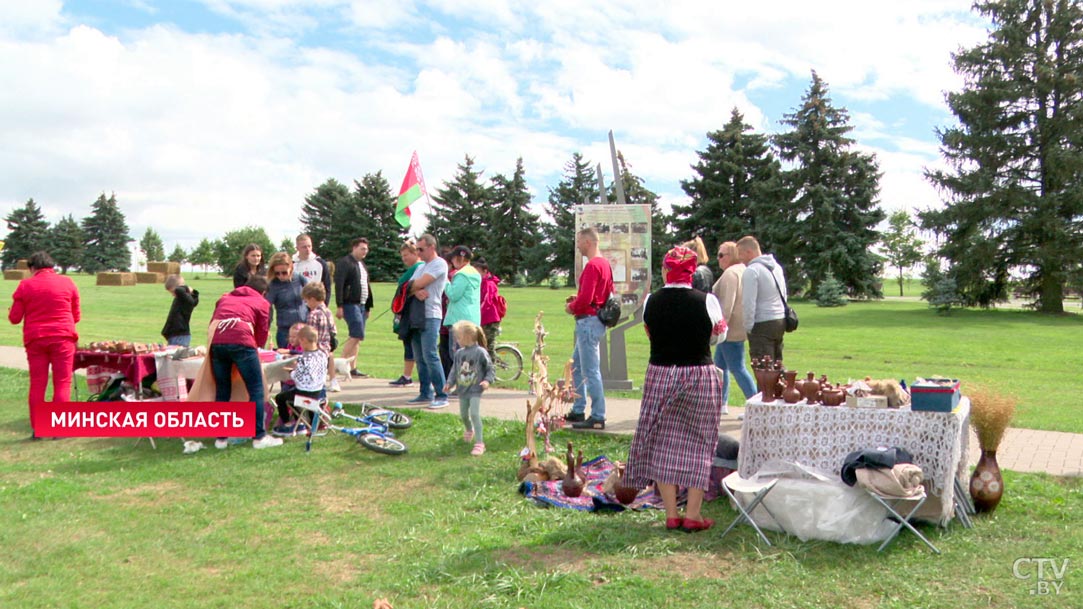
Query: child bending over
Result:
<box><xmin>161</xmin><ymin>275</ymin><xmax>199</xmax><ymax>347</ymax></box>
<box><xmin>444</xmin><ymin>320</ymin><xmax>495</xmax><ymax>456</ymax></box>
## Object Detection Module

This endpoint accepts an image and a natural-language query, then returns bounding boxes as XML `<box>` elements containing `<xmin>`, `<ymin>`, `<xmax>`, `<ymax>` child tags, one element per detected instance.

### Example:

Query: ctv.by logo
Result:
<box><xmin>1013</xmin><ymin>557</ymin><xmax>1070</xmax><ymax>595</ymax></box>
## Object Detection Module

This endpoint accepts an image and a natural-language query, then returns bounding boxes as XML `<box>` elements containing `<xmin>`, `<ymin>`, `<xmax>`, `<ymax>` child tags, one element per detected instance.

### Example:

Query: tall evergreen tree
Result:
<box><xmin>346</xmin><ymin>172</ymin><xmax>408</xmax><ymax>282</ymax></box>
<box><xmin>922</xmin><ymin>0</ymin><xmax>1083</xmax><ymax>313</ymax></box>
<box><xmin>48</xmin><ymin>214</ymin><xmax>85</xmax><ymax>274</ymax></box>
<box><xmin>168</xmin><ymin>244</ymin><xmax>187</xmax><ymax>264</ymax></box>
<box><xmin>81</xmin><ymin>193</ymin><xmax>132</xmax><ymax>272</ymax></box>
<box><xmin>300</xmin><ymin>178</ymin><xmax>353</xmax><ymax>262</ymax></box>
<box><xmin>541</xmin><ymin>153</ymin><xmax>598</xmax><ymax>277</ymax></box>
<box><xmin>426</xmin><ymin>155</ymin><xmax>493</xmax><ymax>254</ymax></box>
<box><xmin>880</xmin><ymin>209</ymin><xmax>925</xmax><ymax>297</ymax></box>
<box><xmin>2</xmin><ymin>198</ymin><xmax>50</xmax><ymax>269</ymax></box>
<box><xmin>675</xmin><ymin>108</ymin><xmax>787</xmax><ymax>249</ymax></box>
<box><xmin>139</xmin><ymin>227</ymin><xmax>166</xmax><ymax>262</ymax></box>
<box><xmin>775</xmin><ymin>72</ymin><xmax>885</xmax><ymax>298</ymax></box>
<box><xmin>487</xmin><ymin>158</ymin><xmax>542</xmax><ymax>279</ymax></box>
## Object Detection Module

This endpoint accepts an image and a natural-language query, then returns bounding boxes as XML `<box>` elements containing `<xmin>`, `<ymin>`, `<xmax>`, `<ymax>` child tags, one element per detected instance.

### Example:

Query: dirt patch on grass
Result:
<box><xmin>492</xmin><ymin>547</ymin><xmax>589</xmax><ymax>573</ymax></box>
<box><xmin>628</xmin><ymin>553</ymin><xmax>728</xmax><ymax>580</ymax></box>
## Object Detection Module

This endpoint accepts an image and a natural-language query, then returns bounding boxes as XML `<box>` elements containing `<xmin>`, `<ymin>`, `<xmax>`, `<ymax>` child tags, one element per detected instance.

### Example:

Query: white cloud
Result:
<box><xmin>1</xmin><ymin>0</ymin><xmax>992</xmax><ymax>252</ymax></box>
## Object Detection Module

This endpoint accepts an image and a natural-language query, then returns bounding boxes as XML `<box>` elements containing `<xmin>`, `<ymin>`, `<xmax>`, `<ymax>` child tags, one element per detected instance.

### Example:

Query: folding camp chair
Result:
<box><xmin>864</xmin><ymin>487</ymin><xmax>940</xmax><ymax>554</ymax></box>
<box><xmin>719</xmin><ymin>471</ymin><xmax>780</xmax><ymax>546</ymax></box>
<box><xmin>953</xmin><ymin>478</ymin><xmax>975</xmax><ymax>529</ymax></box>
<box><xmin>289</xmin><ymin>394</ymin><xmax>333</xmax><ymax>452</ymax></box>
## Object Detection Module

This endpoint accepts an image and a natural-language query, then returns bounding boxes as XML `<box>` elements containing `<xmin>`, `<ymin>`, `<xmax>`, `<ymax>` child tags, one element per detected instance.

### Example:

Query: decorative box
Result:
<box><xmin>910</xmin><ymin>379</ymin><xmax>961</xmax><ymax>412</ymax></box>
<box><xmin>845</xmin><ymin>394</ymin><xmax>888</xmax><ymax>409</ymax></box>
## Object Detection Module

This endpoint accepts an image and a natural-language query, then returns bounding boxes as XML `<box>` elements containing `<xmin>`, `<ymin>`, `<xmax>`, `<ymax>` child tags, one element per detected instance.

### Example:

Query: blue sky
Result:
<box><xmin>1</xmin><ymin>0</ymin><xmax>990</xmax><ymax>253</ymax></box>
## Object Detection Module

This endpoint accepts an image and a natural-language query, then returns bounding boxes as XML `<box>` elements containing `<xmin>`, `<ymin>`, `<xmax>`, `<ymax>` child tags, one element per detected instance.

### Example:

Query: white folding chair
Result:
<box><xmin>719</xmin><ymin>471</ymin><xmax>780</xmax><ymax>546</ymax></box>
<box><xmin>864</xmin><ymin>488</ymin><xmax>941</xmax><ymax>554</ymax></box>
<box><xmin>290</xmin><ymin>394</ymin><xmax>332</xmax><ymax>452</ymax></box>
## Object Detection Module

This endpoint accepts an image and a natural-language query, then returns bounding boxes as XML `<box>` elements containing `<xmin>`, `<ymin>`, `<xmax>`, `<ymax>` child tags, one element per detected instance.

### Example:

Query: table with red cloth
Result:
<box><xmin>72</xmin><ymin>350</ymin><xmax>160</xmax><ymax>392</ymax></box>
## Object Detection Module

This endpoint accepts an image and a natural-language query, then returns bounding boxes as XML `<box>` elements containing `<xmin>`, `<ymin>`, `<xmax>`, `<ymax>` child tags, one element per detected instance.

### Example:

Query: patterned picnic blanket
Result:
<box><xmin>518</xmin><ymin>455</ymin><xmax>666</xmax><ymax>512</ymax></box>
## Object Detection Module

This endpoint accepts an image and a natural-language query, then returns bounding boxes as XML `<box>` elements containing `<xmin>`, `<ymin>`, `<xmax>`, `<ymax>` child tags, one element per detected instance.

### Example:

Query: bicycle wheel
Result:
<box><xmin>492</xmin><ymin>345</ymin><xmax>523</xmax><ymax>382</ymax></box>
<box><xmin>357</xmin><ymin>433</ymin><xmax>408</xmax><ymax>455</ymax></box>
<box><xmin>369</xmin><ymin>409</ymin><xmax>413</xmax><ymax>430</ymax></box>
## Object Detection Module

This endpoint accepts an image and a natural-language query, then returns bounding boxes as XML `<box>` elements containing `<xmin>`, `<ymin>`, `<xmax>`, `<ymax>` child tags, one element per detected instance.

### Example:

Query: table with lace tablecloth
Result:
<box><xmin>738</xmin><ymin>396</ymin><xmax>970</xmax><ymax>524</ymax></box>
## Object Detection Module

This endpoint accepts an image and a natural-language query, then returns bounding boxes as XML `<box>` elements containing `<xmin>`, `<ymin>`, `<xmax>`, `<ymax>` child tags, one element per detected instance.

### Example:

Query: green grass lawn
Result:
<box><xmin>0</xmin><ymin>367</ymin><xmax>1079</xmax><ymax>609</ymax></box>
<box><xmin>1</xmin><ymin>273</ymin><xmax>1081</xmax><ymax>433</ymax></box>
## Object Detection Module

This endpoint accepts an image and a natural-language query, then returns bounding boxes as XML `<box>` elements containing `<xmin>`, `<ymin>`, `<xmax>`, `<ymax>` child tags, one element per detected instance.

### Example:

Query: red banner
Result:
<box><xmin>33</xmin><ymin>402</ymin><xmax>256</xmax><ymax>437</ymax></box>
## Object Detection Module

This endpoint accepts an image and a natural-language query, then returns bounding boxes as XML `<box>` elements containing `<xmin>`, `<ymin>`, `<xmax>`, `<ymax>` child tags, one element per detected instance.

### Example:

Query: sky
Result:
<box><xmin>0</xmin><ymin>0</ymin><xmax>992</xmax><ymax>254</ymax></box>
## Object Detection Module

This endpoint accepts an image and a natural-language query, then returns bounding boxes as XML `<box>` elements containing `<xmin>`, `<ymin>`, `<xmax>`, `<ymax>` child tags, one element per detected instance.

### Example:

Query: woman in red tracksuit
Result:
<box><xmin>8</xmin><ymin>252</ymin><xmax>81</xmax><ymax>440</ymax></box>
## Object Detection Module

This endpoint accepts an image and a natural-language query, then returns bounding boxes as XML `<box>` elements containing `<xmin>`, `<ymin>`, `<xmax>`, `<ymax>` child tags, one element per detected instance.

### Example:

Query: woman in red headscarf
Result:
<box><xmin>623</xmin><ymin>246</ymin><xmax>727</xmax><ymax>532</ymax></box>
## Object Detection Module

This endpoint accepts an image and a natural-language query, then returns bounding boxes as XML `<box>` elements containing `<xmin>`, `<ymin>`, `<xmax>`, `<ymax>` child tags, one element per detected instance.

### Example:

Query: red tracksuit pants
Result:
<box><xmin>25</xmin><ymin>336</ymin><xmax>76</xmax><ymax>435</ymax></box>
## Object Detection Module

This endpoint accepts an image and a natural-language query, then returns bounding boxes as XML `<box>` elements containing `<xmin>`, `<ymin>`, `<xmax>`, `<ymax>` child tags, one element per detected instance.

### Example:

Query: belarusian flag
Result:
<box><xmin>396</xmin><ymin>151</ymin><xmax>428</xmax><ymax>228</ymax></box>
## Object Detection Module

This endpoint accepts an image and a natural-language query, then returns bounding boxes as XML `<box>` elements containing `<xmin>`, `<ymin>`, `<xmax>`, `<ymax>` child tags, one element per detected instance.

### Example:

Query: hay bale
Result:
<box><xmin>4</xmin><ymin>269</ymin><xmax>31</xmax><ymax>280</ymax></box>
<box><xmin>96</xmin><ymin>272</ymin><xmax>137</xmax><ymax>286</ymax></box>
<box><xmin>136</xmin><ymin>272</ymin><xmax>165</xmax><ymax>284</ymax></box>
<box><xmin>146</xmin><ymin>261</ymin><xmax>180</xmax><ymax>275</ymax></box>
<box><xmin>15</xmin><ymin>259</ymin><xmax>29</xmax><ymax>270</ymax></box>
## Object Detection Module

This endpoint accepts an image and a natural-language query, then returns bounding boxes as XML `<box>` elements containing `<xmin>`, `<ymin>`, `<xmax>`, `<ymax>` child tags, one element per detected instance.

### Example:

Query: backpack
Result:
<box><xmin>494</xmin><ymin>294</ymin><xmax>508</xmax><ymax>320</ymax></box>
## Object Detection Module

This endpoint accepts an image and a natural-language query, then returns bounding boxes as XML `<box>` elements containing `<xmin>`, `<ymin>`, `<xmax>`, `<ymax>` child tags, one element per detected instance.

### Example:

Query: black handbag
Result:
<box><xmin>596</xmin><ymin>294</ymin><xmax>622</xmax><ymax>328</ymax></box>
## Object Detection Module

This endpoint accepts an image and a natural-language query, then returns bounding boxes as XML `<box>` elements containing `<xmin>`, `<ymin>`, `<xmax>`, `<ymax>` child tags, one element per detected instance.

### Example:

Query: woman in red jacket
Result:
<box><xmin>8</xmin><ymin>252</ymin><xmax>81</xmax><ymax>440</ymax></box>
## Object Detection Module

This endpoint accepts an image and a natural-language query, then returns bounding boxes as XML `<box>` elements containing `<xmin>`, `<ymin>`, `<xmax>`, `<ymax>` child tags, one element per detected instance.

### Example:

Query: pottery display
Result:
<box><xmin>562</xmin><ymin>442</ymin><xmax>585</xmax><ymax>498</ymax></box>
<box><xmin>802</xmin><ymin>372</ymin><xmax>821</xmax><ymax>404</ymax></box>
<box><xmin>970</xmin><ymin>450</ymin><xmax>1004</xmax><ymax>513</ymax></box>
<box><xmin>782</xmin><ymin>370</ymin><xmax>802</xmax><ymax>403</ymax></box>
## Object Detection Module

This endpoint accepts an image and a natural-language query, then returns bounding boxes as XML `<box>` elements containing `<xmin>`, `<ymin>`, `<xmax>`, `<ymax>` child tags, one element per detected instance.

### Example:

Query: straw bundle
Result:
<box><xmin>136</xmin><ymin>272</ymin><xmax>165</xmax><ymax>284</ymax></box>
<box><xmin>147</xmin><ymin>261</ymin><xmax>180</xmax><ymax>275</ymax></box>
<box><xmin>4</xmin><ymin>269</ymin><xmax>31</xmax><ymax>280</ymax></box>
<box><xmin>15</xmin><ymin>259</ymin><xmax>29</xmax><ymax>270</ymax></box>
<box><xmin>96</xmin><ymin>272</ymin><xmax>137</xmax><ymax>286</ymax></box>
<box><xmin>968</xmin><ymin>386</ymin><xmax>1017</xmax><ymax>451</ymax></box>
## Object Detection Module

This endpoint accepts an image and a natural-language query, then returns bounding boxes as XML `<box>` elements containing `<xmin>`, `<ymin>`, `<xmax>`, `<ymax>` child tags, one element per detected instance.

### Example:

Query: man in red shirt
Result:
<box><xmin>564</xmin><ymin>228</ymin><xmax>613</xmax><ymax>430</ymax></box>
<box><xmin>8</xmin><ymin>252</ymin><xmax>80</xmax><ymax>440</ymax></box>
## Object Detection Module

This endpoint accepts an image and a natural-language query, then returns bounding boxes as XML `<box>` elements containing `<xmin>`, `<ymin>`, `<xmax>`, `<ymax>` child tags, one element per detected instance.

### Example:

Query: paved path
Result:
<box><xmin>1</xmin><ymin>346</ymin><xmax>1079</xmax><ymax>476</ymax></box>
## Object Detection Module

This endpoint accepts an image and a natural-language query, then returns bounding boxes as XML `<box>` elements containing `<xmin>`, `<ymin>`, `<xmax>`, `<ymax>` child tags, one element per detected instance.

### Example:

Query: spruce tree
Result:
<box><xmin>922</xmin><ymin>0</ymin><xmax>1083</xmax><ymax>313</ymax></box>
<box><xmin>81</xmin><ymin>193</ymin><xmax>132</xmax><ymax>272</ymax></box>
<box><xmin>346</xmin><ymin>172</ymin><xmax>408</xmax><ymax>282</ymax></box>
<box><xmin>426</xmin><ymin>156</ymin><xmax>493</xmax><ymax>255</ymax></box>
<box><xmin>676</xmin><ymin>108</ymin><xmax>787</xmax><ymax>249</ymax></box>
<box><xmin>300</xmin><ymin>178</ymin><xmax>353</xmax><ymax>261</ymax></box>
<box><xmin>775</xmin><ymin>72</ymin><xmax>885</xmax><ymax>298</ymax></box>
<box><xmin>487</xmin><ymin>157</ymin><xmax>541</xmax><ymax>279</ymax></box>
<box><xmin>815</xmin><ymin>271</ymin><xmax>848</xmax><ymax>307</ymax></box>
<box><xmin>139</xmin><ymin>227</ymin><xmax>166</xmax><ymax>262</ymax></box>
<box><xmin>2</xmin><ymin>198</ymin><xmax>50</xmax><ymax>269</ymax></box>
<box><xmin>541</xmin><ymin>153</ymin><xmax>598</xmax><ymax>277</ymax></box>
<box><xmin>48</xmin><ymin>215</ymin><xmax>85</xmax><ymax>274</ymax></box>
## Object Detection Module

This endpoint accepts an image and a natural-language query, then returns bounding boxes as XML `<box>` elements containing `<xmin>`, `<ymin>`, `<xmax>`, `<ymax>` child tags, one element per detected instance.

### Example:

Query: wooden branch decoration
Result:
<box><xmin>519</xmin><ymin>312</ymin><xmax>579</xmax><ymax>482</ymax></box>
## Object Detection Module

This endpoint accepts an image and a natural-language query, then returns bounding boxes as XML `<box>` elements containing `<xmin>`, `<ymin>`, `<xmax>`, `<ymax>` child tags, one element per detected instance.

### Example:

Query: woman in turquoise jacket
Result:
<box><xmin>443</xmin><ymin>245</ymin><xmax>481</xmax><ymax>352</ymax></box>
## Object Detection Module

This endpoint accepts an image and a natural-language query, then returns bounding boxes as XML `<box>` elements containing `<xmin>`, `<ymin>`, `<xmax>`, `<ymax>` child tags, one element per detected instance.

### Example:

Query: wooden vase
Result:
<box><xmin>969</xmin><ymin>449</ymin><xmax>1004</xmax><ymax>513</ymax></box>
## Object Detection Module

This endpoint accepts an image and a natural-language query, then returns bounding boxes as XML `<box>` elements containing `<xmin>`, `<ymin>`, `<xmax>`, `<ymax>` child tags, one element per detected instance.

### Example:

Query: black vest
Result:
<box><xmin>643</xmin><ymin>288</ymin><xmax>712</xmax><ymax>366</ymax></box>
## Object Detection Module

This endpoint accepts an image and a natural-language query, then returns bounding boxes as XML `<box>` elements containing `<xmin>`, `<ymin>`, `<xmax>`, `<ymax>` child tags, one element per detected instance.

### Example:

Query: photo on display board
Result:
<box><xmin>605</xmin><ymin>250</ymin><xmax>628</xmax><ymax>283</ymax></box>
<box><xmin>630</xmin><ymin>247</ymin><xmax>647</xmax><ymax>259</ymax></box>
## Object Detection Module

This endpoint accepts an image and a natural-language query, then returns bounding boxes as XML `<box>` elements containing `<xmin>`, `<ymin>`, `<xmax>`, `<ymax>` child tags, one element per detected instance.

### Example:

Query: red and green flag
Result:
<box><xmin>396</xmin><ymin>151</ymin><xmax>428</xmax><ymax>229</ymax></box>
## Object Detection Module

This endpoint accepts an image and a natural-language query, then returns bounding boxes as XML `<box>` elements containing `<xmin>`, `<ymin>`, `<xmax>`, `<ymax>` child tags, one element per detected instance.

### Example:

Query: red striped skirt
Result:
<box><xmin>624</xmin><ymin>363</ymin><xmax>723</xmax><ymax>490</ymax></box>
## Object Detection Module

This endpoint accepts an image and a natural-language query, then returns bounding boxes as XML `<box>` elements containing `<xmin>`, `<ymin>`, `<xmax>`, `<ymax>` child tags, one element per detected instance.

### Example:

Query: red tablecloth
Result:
<box><xmin>73</xmin><ymin>350</ymin><xmax>159</xmax><ymax>388</ymax></box>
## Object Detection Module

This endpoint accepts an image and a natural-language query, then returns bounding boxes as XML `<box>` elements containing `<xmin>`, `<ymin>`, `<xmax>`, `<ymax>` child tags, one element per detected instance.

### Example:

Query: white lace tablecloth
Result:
<box><xmin>739</xmin><ymin>396</ymin><xmax>970</xmax><ymax>522</ymax></box>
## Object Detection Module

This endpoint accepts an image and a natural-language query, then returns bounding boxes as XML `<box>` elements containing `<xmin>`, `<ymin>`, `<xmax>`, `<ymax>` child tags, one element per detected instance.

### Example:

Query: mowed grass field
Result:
<box><xmin>0</xmin><ymin>273</ymin><xmax>1080</xmax><ymax>433</ymax></box>
<box><xmin>1</xmin><ymin>273</ymin><xmax>1081</xmax><ymax>608</ymax></box>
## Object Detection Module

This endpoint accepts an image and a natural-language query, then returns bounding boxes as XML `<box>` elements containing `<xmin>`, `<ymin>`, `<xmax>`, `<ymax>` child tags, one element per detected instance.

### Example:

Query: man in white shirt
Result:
<box><xmin>293</xmin><ymin>234</ymin><xmax>332</xmax><ymax>305</ymax></box>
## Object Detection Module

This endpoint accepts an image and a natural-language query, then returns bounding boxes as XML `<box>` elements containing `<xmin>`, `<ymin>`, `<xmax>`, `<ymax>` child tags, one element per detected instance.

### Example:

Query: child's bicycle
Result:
<box><xmin>326</xmin><ymin>402</ymin><xmax>412</xmax><ymax>455</ymax></box>
<box><xmin>492</xmin><ymin>341</ymin><xmax>523</xmax><ymax>382</ymax></box>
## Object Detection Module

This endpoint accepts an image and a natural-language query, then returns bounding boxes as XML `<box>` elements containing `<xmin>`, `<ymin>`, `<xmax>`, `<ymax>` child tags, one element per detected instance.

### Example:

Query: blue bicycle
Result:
<box><xmin>327</xmin><ymin>402</ymin><xmax>412</xmax><ymax>455</ymax></box>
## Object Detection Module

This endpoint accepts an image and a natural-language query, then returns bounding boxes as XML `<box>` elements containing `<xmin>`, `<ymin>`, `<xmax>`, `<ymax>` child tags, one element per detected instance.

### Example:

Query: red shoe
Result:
<box><xmin>665</xmin><ymin>517</ymin><xmax>684</xmax><ymax>530</ymax></box>
<box><xmin>680</xmin><ymin>517</ymin><xmax>715</xmax><ymax>533</ymax></box>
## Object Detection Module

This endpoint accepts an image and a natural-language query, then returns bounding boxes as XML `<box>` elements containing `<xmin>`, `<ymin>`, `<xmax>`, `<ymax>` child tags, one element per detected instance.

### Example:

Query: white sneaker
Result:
<box><xmin>214</xmin><ymin>439</ymin><xmax>228</xmax><ymax>450</ymax></box>
<box><xmin>329</xmin><ymin>379</ymin><xmax>342</xmax><ymax>392</ymax></box>
<box><xmin>721</xmin><ymin>405</ymin><xmax>730</xmax><ymax>415</ymax></box>
<box><xmin>252</xmin><ymin>435</ymin><xmax>284</xmax><ymax>449</ymax></box>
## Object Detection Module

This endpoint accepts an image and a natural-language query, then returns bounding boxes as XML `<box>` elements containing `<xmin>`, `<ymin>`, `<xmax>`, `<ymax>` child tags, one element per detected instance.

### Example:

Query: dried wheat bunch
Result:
<box><xmin>968</xmin><ymin>386</ymin><xmax>1016</xmax><ymax>451</ymax></box>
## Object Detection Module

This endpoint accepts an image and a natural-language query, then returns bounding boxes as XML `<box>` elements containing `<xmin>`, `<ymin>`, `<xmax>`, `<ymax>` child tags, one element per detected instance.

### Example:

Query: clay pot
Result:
<box><xmin>802</xmin><ymin>372</ymin><xmax>821</xmax><ymax>404</ymax></box>
<box><xmin>970</xmin><ymin>450</ymin><xmax>1004</xmax><ymax>513</ymax></box>
<box><xmin>821</xmin><ymin>386</ymin><xmax>845</xmax><ymax>406</ymax></box>
<box><xmin>782</xmin><ymin>370</ymin><xmax>802</xmax><ymax>404</ymax></box>
<box><xmin>562</xmin><ymin>442</ymin><xmax>585</xmax><ymax>498</ymax></box>
<box><xmin>761</xmin><ymin>368</ymin><xmax>782</xmax><ymax>402</ymax></box>
<box><xmin>613</xmin><ymin>464</ymin><xmax>639</xmax><ymax>505</ymax></box>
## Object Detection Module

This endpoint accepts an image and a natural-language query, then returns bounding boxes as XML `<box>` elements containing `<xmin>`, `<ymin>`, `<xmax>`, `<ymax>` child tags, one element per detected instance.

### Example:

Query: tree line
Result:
<box><xmin>4</xmin><ymin>0</ymin><xmax>1080</xmax><ymax>312</ymax></box>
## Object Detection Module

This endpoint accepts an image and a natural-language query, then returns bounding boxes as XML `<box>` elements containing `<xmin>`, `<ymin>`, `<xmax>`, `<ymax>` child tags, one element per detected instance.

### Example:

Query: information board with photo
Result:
<box><xmin>574</xmin><ymin>204</ymin><xmax>652</xmax><ymax>321</ymax></box>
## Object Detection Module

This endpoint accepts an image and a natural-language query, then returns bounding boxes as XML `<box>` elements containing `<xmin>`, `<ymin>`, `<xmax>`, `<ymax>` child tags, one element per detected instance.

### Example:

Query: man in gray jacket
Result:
<box><xmin>737</xmin><ymin>236</ymin><xmax>788</xmax><ymax>363</ymax></box>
